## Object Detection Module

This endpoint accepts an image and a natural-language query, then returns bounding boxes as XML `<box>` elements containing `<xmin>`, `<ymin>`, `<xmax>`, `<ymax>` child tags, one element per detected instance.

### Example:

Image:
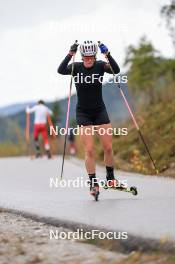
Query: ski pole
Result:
<box><xmin>60</xmin><ymin>40</ymin><xmax>78</xmax><ymax>179</ymax></box>
<box><xmin>47</xmin><ymin>114</ymin><xmax>56</xmax><ymax>139</ymax></box>
<box><xmin>98</xmin><ymin>41</ymin><xmax>159</xmax><ymax>174</ymax></box>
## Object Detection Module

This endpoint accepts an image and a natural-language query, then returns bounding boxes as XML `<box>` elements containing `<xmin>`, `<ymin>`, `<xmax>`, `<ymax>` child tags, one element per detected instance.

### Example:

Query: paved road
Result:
<box><xmin>0</xmin><ymin>157</ymin><xmax>175</xmax><ymax>241</ymax></box>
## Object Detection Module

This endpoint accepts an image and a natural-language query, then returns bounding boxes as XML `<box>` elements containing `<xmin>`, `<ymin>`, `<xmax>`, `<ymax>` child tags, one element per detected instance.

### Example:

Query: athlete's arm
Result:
<box><xmin>57</xmin><ymin>54</ymin><xmax>73</xmax><ymax>75</ymax></box>
<box><xmin>57</xmin><ymin>43</ymin><xmax>78</xmax><ymax>75</ymax></box>
<box><xmin>26</xmin><ymin>106</ymin><xmax>36</xmax><ymax>114</ymax></box>
<box><xmin>47</xmin><ymin>108</ymin><xmax>53</xmax><ymax>116</ymax></box>
<box><xmin>104</xmin><ymin>53</ymin><xmax>120</xmax><ymax>74</ymax></box>
<box><xmin>99</xmin><ymin>43</ymin><xmax>120</xmax><ymax>74</ymax></box>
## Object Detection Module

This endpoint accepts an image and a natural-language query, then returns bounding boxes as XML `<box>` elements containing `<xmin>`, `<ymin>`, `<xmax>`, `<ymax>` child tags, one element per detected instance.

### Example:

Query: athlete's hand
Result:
<box><xmin>69</xmin><ymin>42</ymin><xmax>79</xmax><ymax>56</ymax></box>
<box><xmin>99</xmin><ymin>43</ymin><xmax>109</xmax><ymax>54</ymax></box>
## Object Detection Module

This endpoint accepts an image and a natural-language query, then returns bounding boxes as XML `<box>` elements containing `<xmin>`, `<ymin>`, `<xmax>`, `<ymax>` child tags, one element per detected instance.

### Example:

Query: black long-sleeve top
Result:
<box><xmin>57</xmin><ymin>53</ymin><xmax>120</xmax><ymax>111</ymax></box>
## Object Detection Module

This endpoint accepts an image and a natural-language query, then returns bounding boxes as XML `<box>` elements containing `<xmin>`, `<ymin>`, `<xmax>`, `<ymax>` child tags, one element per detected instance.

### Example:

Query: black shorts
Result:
<box><xmin>76</xmin><ymin>107</ymin><xmax>110</xmax><ymax>126</ymax></box>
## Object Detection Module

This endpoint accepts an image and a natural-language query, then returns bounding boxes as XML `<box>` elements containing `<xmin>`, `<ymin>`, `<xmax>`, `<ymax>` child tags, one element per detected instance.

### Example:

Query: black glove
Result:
<box><xmin>69</xmin><ymin>42</ymin><xmax>79</xmax><ymax>53</ymax></box>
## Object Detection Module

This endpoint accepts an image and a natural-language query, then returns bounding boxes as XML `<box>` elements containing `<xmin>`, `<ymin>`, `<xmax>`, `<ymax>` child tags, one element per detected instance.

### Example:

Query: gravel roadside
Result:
<box><xmin>0</xmin><ymin>211</ymin><xmax>126</xmax><ymax>264</ymax></box>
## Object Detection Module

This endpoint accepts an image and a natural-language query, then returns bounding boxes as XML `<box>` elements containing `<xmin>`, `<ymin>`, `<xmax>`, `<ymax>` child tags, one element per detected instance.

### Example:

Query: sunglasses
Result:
<box><xmin>83</xmin><ymin>56</ymin><xmax>95</xmax><ymax>60</ymax></box>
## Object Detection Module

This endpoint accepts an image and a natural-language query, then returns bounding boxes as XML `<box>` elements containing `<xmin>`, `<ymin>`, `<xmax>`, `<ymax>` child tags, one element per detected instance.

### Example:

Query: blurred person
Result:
<box><xmin>26</xmin><ymin>100</ymin><xmax>53</xmax><ymax>159</ymax></box>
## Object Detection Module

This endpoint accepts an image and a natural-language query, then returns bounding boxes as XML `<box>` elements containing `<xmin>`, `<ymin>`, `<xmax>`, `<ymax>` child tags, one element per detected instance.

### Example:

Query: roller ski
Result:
<box><xmin>88</xmin><ymin>177</ymin><xmax>100</xmax><ymax>201</ymax></box>
<box><xmin>90</xmin><ymin>185</ymin><xmax>100</xmax><ymax>201</ymax></box>
<box><xmin>87</xmin><ymin>175</ymin><xmax>100</xmax><ymax>201</ymax></box>
<box><xmin>103</xmin><ymin>179</ymin><xmax>138</xmax><ymax>196</ymax></box>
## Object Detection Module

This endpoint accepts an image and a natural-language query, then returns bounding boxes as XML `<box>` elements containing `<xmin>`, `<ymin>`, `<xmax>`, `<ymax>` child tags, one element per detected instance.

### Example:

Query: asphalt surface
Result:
<box><xmin>0</xmin><ymin>156</ymin><xmax>175</xmax><ymax>241</ymax></box>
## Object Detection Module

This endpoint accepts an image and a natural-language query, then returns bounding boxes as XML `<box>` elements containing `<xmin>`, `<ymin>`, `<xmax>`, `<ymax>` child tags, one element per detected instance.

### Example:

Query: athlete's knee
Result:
<box><xmin>34</xmin><ymin>135</ymin><xmax>38</xmax><ymax>141</ymax></box>
<box><xmin>85</xmin><ymin>147</ymin><xmax>94</xmax><ymax>158</ymax></box>
<box><xmin>103</xmin><ymin>144</ymin><xmax>113</xmax><ymax>155</ymax></box>
<box><xmin>44</xmin><ymin>143</ymin><xmax>50</xmax><ymax>150</ymax></box>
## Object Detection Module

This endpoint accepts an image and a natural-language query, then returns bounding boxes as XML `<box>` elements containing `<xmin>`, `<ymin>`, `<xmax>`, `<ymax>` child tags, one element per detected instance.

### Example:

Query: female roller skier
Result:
<box><xmin>58</xmin><ymin>40</ymin><xmax>120</xmax><ymax>198</ymax></box>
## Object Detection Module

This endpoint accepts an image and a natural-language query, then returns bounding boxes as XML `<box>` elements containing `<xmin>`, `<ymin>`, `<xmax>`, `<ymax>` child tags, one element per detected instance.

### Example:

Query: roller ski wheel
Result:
<box><xmin>103</xmin><ymin>182</ymin><xmax>138</xmax><ymax>196</ymax></box>
<box><xmin>90</xmin><ymin>186</ymin><xmax>100</xmax><ymax>201</ymax></box>
<box><xmin>130</xmin><ymin>186</ymin><xmax>138</xmax><ymax>196</ymax></box>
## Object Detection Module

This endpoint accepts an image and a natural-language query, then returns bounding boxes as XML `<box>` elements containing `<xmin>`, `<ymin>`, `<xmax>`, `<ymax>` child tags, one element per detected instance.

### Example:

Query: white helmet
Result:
<box><xmin>79</xmin><ymin>40</ymin><xmax>98</xmax><ymax>56</ymax></box>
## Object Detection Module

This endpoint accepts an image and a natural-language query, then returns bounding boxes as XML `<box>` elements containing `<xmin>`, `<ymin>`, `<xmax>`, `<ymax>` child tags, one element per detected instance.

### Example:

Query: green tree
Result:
<box><xmin>124</xmin><ymin>37</ymin><xmax>161</xmax><ymax>104</ymax></box>
<box><xmin>51</xmin><ymin>100</ymin><xmax>62</xmax><ymax>126</ymax></box>
<box><xmin>161</xmin><ymin>0</ymin><xmax>175</xmax><ymax>49</ymax></box>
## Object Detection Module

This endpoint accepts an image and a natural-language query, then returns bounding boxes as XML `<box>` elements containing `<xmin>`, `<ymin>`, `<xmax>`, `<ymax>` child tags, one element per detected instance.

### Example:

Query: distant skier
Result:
<box><xmin>26</xmin><ymin>100</ymin><xmax>53</xmax><ymax>159</ymax></box>
<box><xmin>58</xmin><ymin>40</ymin><xmax>120</xmax><ymax>198</ymax></box>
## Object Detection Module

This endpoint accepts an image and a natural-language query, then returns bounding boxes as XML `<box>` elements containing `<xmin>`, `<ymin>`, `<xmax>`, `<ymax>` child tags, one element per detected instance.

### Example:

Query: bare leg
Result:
<box><xmin>96</xmin><ymin>123</ymin><xmax>114</xmax><ymax>167</ymax></box>
<box><xmin>80</xmin><ymin>126</ymin><xmax>95</xmax><ymax>174</ymax></box>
